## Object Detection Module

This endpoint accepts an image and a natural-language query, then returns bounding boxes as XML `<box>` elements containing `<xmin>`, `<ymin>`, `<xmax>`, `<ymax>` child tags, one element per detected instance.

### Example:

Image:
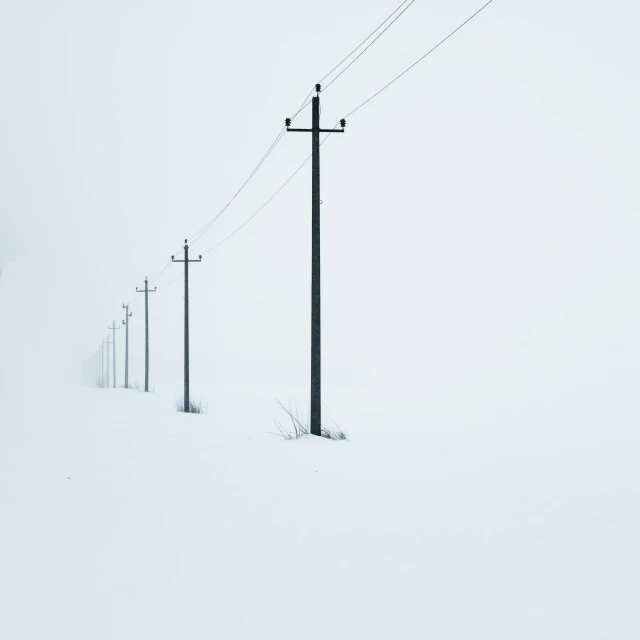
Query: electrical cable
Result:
<box><xmin>156</xmin><ymin>268</ymin><xmax>184</xmax><ymax>289</ymax></box>
<box><xmin>187</xmin><ymin>85</ymin><xmax>316</xmax><ymax>247</ymax></box>
<box><xmin>200</xmin><ymin>127</ymin><xmax>339</xmax><ymax>256</ymax></box>
<box><xmin>187</xmin><ymin>128</ymin><xmax>286</xmax><ymax>244</ymax></box>
<box><xmin>344</xmin><ymin>0</ymin><xmax>494</xmax><ymax>120</ymax></box>
<box><xmin>142</xmin><ymin>0</ymin><xmax>495</xmax><ymax>278</ymax></box>
<box><xmin>322</xmin><ymin>0</ymin><xmax>417</xmax><ymax>92</ymax></box>
<box><xmin>197</xmin><ymin>1</ymin><xmax>495</xmax><ymax>256</ymax></box>
<box><xmin>318</xmin><ymin>0</ymin><xmax>414</xmax><ymax>85</ymax></box>
<box><xmin>168</xmin><ymin>1</ymin><xmax>420</xmax><ymax>252</ymax></box>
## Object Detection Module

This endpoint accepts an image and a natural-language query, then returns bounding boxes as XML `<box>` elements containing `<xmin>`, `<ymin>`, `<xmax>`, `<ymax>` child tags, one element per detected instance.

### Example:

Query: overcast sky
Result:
<box><xmin>1</xmin><ymin>0</ymin><xmax>638</xmax><ymax>433</ymax></box>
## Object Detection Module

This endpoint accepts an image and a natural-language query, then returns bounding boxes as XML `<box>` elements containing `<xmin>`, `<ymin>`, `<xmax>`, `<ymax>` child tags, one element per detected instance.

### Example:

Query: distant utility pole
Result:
<box><xmin>105</xmin><ymin>337</ymin><xmax>112</xmax><ymax>389</ymax></box>
<box><xmin>109</xmin><ymin>322</ymin><xmax>121</xmax><ymax>388</ymax></box>
<box><xmin>122</xmin><ymin>304</ymin><xmax>133</xmax><ymax>389</ymax></box>
<box><xmin>136</xmin><ymin>278</ymin><xmax>157</xmax><ymax>392</ymax></box>
<box><xmin>286</xmin><ymin>83</ymin><xmax>346</xmax><ymax>436</ymax></box>
<box><xmin>171</xmin><ymin>240</ymin><xmax>202</xmax><ymax>412</ymax></box>
<box><xmin>100</xmin><ymin>340</ymin><xmax>107</xmax><ymax>388</ymax></box>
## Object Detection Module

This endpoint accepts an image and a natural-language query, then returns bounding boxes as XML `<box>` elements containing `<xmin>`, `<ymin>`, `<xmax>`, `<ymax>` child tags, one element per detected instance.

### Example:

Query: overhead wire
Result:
<box><xmin>322</xmin><ymin>0</ymin><xmax>417</xmax><ymax>92</ymax></box>
<box><xmin>187</xmin><ymin>127</ymin><xmax>287</xmax><ymax>245</ymax></box>
<box><xmin>156</xmin><ymin>269</ymin><xmax>184</xmax><ymax>289</ymax></box>
<box><xmin>148</xmin><ymin>261</ymin><xmax>172</xmax><ymax>279</ymax></box>
<box><xmin>93</xmin><ymin>0</ymin><xmax>497</xmax><ymax>361</ymax></box>
<box><xmin>187</xmin><ymin>0</ymin><xmax>420</xmax><ymax>249</ymax></box>
<box><xmin>200</xmin><ymin>156</ymin><xmax>311</xmax><ymax>256</ymax></box>
<box><xmin>291</xmin><ymin>1</ymin><xmax>418</xmax><ymax>122</ymax></box>
<box><xmin>197</xmin><ymin>0</ymin><xmax>495</xmax><ymax>257</ymax></box>
<box><xmin>142</xmin><ymin>0</ymin><xmax>495</xmax><ymax>279</ymax></box>
<box><xmin>317</xmin><ymin>0</ymin><xmax>414</xmax><ymax>86</ymax></box>
<box><xmin>344</xmin><ymin>0</ymin><xmax>494</xmax><ymax>120</ymax></box>
<box><xmin>290</xmin><ymin>86</ymin><xmax>316</xmax><ymax>120</ymax></box>
<box><xmin>187</xmin><ymin>86</ymin><xmax>316</xmax><ymax>248</ymax></box>
<box><xmin>200</xmin><ymin>126</ymin><xmax>340</xmax><ymax>256</ymax></box>
<box><xmin>143</xmin><ymin>241</ymin><xmax>185</xmax><ymax>283</ymax></box>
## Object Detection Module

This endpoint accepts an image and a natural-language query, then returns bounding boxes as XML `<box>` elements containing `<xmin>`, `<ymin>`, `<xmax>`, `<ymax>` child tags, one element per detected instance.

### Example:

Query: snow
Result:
<box><xmin>2</xmin><ymin>377</ymin><xmax>639</xmax><ymax>638</ymax></box>
<box><xmin>1</xmin><ymin>249</ymin><xmax>639</xmax><ymax>639</ymax></box>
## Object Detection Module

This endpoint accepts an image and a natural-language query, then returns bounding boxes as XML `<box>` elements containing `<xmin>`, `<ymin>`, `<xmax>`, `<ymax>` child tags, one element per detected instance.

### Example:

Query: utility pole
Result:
<box><xmin>109</xmin><ymin>322</ymin><xmax>121</xmax><ymax>388</ymax></box>
<box><xmin>171</xmin><ymin>240</ymin><xmax>202</xmax><ymax>412</ymax></box>
<box><xmin>100</xmin><ymin>341</ymin><xmax>107</xmax><ymax>388</ymax></box>
<box><xmin>136</xmin><ymin>278</ymin><xmax>157</xmax><ymax>392</ymax></box>
<box><xmin>286</xmin><ymin>83</ymin><xmax>346</xmax><ymax>436</ymax></box>
<box><xmin>122</xmin><ymin>304</ymin><xmax>133</xmax><ymax>389</ymax></box>
<box><xmin>105</xmin><ymin>337</ymin><xmax>112</xmax><ymax>389</ymax></box>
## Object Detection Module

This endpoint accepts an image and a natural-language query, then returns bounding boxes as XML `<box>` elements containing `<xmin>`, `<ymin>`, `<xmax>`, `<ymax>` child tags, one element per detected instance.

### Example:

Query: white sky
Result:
<box><xmin>1</xmin><ymin>0</ymin><xmax>638</xmax><ymax>431</ymax></box>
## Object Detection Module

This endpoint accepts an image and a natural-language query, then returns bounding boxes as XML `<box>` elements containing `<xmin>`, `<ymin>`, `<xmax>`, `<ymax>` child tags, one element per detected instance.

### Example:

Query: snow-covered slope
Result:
<box><xmin>1</xmin><ymin>379</ymin><xmax>638</xmax><ymax>639</ymax></box>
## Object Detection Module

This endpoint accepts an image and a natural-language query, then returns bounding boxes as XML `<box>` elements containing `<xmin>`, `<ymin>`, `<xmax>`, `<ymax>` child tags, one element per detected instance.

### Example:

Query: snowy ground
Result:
<box><xmin>1</xmin><ymin>378</ymin><xmax>638</xmax><ymax>639</ymax></box>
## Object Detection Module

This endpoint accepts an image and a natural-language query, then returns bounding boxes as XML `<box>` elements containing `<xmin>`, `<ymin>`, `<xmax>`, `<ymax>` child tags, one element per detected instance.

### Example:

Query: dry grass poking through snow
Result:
<box><xmin>273</xmin><ymin>401</ymin><xmax>347</xmax><ymax>441</ymax></box>
<box><xmin>174</xmin><ymin>398</ymin><xmax>208</xmax><ymax>414</ymax></box>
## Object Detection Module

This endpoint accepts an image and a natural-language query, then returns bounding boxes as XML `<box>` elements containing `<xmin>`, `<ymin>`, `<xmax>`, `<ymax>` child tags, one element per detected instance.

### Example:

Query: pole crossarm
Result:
<box><xmin>136</xmin><ymin>285</ymin><xmax>157</xmax><ymax>294</ymax></box>
<box><xmin>286</xmin><ymin>128</ymin><xmax>345</xmax><ymax>133</ymax></box>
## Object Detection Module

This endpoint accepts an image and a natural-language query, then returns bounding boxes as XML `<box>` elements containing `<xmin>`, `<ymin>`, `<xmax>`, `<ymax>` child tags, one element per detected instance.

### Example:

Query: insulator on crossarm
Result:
<box><xmin>285</xmin><ymin>118</ymin><xmax>291</xmax><ymax>127</ymax></box>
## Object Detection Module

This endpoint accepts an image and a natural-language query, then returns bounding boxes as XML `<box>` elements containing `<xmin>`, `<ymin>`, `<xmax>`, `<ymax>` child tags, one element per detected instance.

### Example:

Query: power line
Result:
<box><xmin>140</xmin><ymin>0</ymin><xmax>495</xmax><ymax>281</ymax></box>
<box><xmin>156</xmin><ymin>268</ymin><xmax>184</xmax><ymax>289</ymax></box>
<box><xmin>201</xmin><ymin>156</ymin><xmax>310</xmax><ymax>256</ymax></box>
<box><xmin>188</xmin><ymin>127</ymin><xmax>287</xmax><ymax>245</ymax></box>
<box><xmin>290</xmin><ymin>1</ymin><xmax>417</xmax><ymax>117</ymax></box>
<box><xmin>290</xmin><ymin>86</ymin><xmax>316</xmax><ymax>120</ymax></box>
<box><xmin>200</xmin><ymin>128</ymin><xmax>339</xmax><ymax>257</ymax></box>
<box><xmin>159</xmin><ymin>2</ymin><xmax>419</xmax><ymax>254</ymax></box>
<box><xmin>147</xmin><ymin>242</ymin><xmax>186</xmax><ymax>280</ymax></box>
<box><xmin>344</xmin><ymin>0</ymin><xmax>495</xmax><ymax>120</ymax></box>
<box><xmin>318</xmin><ymin>0</ymin><xmax>414</xmax><ymax>86</ymax></box>
<box><xmin>149</xmin><ymin>260</ymin><xmax>172</xmax><ymax>279</ymax></box>
<box><xmin>197</xmin><ymin>1</ymin><xmax>495</xmax><ymax>256</ymax></box>
<box><xmin>187</xmin><ymin>87</ymin><xmax>316</xmax><ymax>247</ymax></box>
<box><xmin>186</xmin><ymin>2</ymin><xmax>421</xmax><ymax>249</ymax></box>
<box><xmin>323</xmin><ymin>0</ymin><xmax>417</xmax><ymax>92</ymax></box>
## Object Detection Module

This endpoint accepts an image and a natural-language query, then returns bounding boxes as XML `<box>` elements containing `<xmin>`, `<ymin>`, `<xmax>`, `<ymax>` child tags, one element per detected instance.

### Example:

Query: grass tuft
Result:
<box><xmin>272</xmin><ymin>401</ymin><xmax>347</xmax><ymax>441</ymax></box>
<box><xmin>174</xmin><ymin>398</ymin><xmax>208</xmax><ymax>414</ymax></box>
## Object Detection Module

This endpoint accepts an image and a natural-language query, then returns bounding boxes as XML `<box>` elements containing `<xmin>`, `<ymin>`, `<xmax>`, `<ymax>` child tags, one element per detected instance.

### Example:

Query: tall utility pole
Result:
<box><xmin>136</xmin><ymin>278</ymin><xmax>157</xmax><ymax>392</ymax></box>
<box><xmin>286</xmin><ymin>83</ymin><xmax>346</xmax><ymax>436</ymax></box>
<box><xmin>122</xmin><ymin>304</ymin><xmax>133</xmax><ymax>389</ymax></box>
<box><xmin>171</xmin><ymin>240</ymin><xmax>202</xmax><ymax>412</ymax></box>
<box><xmin>109</xmin><ymin>322</ymin><xmax>121</xmax><ymax>388</ymax></box>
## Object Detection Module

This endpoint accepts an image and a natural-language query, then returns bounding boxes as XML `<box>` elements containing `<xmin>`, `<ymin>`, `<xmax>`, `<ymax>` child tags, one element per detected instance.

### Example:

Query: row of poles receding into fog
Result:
<box><xmin>79</xmin><ymin>0</ymin><xmax>496</xmax><ymax>425</ymax></box>
<box><xmin>82</xmin><ymin>277</ymin><xmax>155</xmax><ymax>393</ymax></box>
<box><xmin>81</xmin><ymin>85</ymin><xmax>343</xmax><ymax>431</ymax></box>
